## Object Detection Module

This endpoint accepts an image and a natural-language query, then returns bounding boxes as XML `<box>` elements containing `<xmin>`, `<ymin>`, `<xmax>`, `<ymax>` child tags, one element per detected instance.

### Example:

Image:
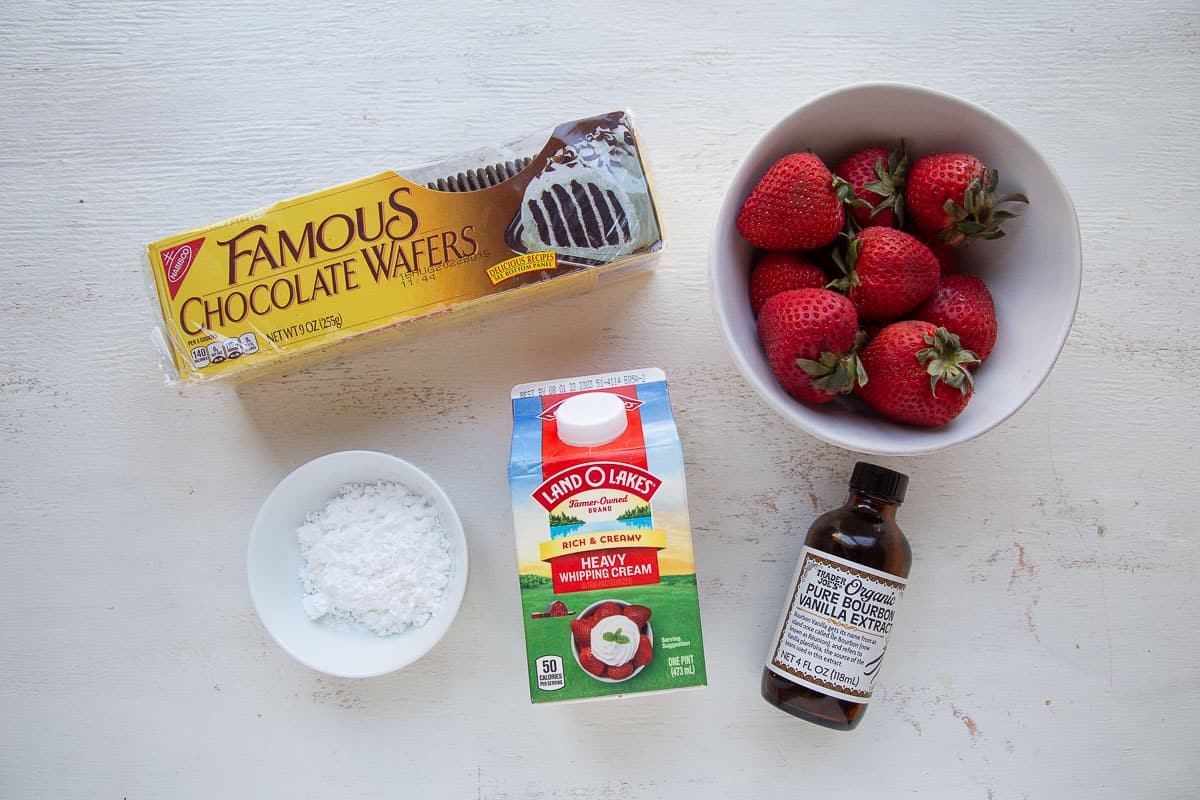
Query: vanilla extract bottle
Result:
<box><xmin>761</xmin><ymin>462</ymin><xmax>912</xmax><ymax>730</ymax></box>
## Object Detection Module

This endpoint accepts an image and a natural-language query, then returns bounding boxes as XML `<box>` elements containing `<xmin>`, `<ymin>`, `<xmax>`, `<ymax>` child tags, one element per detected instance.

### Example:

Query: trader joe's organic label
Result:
<box><xmin>766</xmin><ymin>547</ymin><xmax>906</xmax><ymax>703</ymax></box>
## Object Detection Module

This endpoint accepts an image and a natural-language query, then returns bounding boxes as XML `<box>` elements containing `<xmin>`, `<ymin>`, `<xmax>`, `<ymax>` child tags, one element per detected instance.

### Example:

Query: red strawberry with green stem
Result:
<box><xmin>833</xmin><ymin>144</ymin><xmax>908</xmax><ymax>230</ymax></box>
<box><xmin>913</xmin><ymin>274</ymin><xmax>998</xmax><ymax>362</ymax></box>
<box><xmin>756</xmin><ymin>288</ymin><xmax>866</xmax><ymax>404</ymax></box>
<box><xmin>737</xmin><ymin>153</ymin><xmax>849</xmax><ymax>250</ymax></box>
<box><xmin>749</xmin><ymin>252</ymin><xmax>827</xmax><ymax>315</ymax></box>
<box><xmin>906</xmin><ymin>153</ymin><xmax>1028</xmax><ymax>245</ymax></box>
<box><xmin>830</xmin><ymin>227</ymin><xmax>939</xmax><ymax>322</ymax></box>
<box><xmin>857</xmin><ymin>321</ymin><xmax>980</xmax><ymax>427</ymax></box>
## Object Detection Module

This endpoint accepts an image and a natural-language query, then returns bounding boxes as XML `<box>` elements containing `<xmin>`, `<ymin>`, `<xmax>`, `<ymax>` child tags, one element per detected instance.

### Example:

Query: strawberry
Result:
<box><xmin>749</xmin><ymin>252</ymin><xmax>827</xmax><ymax>315</ymax></box>
<box><xmin>906</xmin><ymin>153</ymin><xmax>1028</xmax><ymax>245</ymax></box>
<box><xmin>578</xmin><ymin>646</ymin><xmax>606</xmax><ymax>676</ymax></box>
<box><xmin>830</xmin><ymin>228</ymin><xmax>939</xmax><ymax>322</ymax></box>
<box><xmin>591</xmin><ymin>601</ymin><xmax>624</xmax><ymax>622</ymax></box>
<box><xmin>913</xmin><ymin>274</ymin><xmax>998</xmax><ymax>362</ymax></box>
<box><xmin>548</xmin><ymin>600</ymin><xmax>569</xmax><ymax>617</ymax></box>
<box><xmin>833</xmin><ymin>145</ymin><xmax>907</xmax><ymax>230</ymax></box>
<box><xmin>607</xmin><ymin>662</ymin><xmax>635</xmax><ymax>681</ymax></box>
<box><xmin>570</xmin><ymin>617</ymin><xmax>597</xmax><ymax>648</ymax></box>
<box><xmin>756</xmin><ymin>288</ymin><xmax>865</xmax><ymax>404</ymax></box>
<box><xmin>633</xmin><ymin>635</ymin><xmax>653</xmax><ymax>668</ymax></box>
<box><xmin>925</xmin><ymin>238</ymin><xmax>956</xmax><ymax>275</ymax></box>
<box><xmin>858</xmin><ymin>321</ymin><xmax>980</xmax><ymax>427</ymax></box>
<box><xmin>737</xmin><ymin>153</ymin><xmax>846</xmax><ymax>250</ymax></box>
<box><xmin>623</xmin><ymin>604</ymin><xmax>652</xmax><ymax>628</ymax></box>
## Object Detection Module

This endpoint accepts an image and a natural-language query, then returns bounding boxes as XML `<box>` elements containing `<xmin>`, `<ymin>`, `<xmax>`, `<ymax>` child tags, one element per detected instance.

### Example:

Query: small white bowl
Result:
<box><xmin>709</xmin><ymin>83</ymin><xmax>1082</xmax><ymax>455</ymax></box>
<box><xmin>247</xmin><ymin>450</ymin><xmax>468</xmax><ymax>678</ymax></box>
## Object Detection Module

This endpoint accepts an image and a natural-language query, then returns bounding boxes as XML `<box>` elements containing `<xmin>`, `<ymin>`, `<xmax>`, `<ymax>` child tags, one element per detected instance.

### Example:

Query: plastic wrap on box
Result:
<box><xmin>144</xmin><ymin>111</ymin><xmax>663</xmax><ymax>385</ymax></box>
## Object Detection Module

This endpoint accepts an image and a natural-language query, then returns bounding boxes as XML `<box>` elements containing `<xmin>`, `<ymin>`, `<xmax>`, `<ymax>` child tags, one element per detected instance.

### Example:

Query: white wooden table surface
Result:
<box><xmin>3</xmin><ymin>2</ymin><xmax>1197</xmax><ymax>797</ymax></box>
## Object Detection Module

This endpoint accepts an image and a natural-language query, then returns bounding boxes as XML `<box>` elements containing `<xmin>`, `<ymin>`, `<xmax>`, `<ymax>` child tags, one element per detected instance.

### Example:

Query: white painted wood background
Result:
<box><xmin>2</xmin><ymin>1</ymin><xmax>1197</xmax><ymax>797</ymax></box>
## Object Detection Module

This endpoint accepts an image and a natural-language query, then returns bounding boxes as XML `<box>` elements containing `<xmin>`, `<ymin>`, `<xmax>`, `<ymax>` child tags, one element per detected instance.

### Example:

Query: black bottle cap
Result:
<box><xmin>850</xmin><ymin>462</ymin><xmax>909</xmax><ymax>503</ymax></box>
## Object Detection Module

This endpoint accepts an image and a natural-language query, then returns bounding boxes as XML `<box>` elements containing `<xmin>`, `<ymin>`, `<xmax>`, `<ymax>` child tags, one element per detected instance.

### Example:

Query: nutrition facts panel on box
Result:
<box><xmin>189</xmin><ymin>332</ymin><xmax>260</xmax><ymax>369</ymax></box>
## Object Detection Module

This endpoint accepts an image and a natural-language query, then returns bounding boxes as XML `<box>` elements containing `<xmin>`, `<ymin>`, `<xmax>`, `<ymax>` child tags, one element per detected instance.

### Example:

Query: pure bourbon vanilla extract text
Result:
<box><xmin>762</xmin><ymin>463</ymin><xmax>911</xmax><ymax>730</ymax></box>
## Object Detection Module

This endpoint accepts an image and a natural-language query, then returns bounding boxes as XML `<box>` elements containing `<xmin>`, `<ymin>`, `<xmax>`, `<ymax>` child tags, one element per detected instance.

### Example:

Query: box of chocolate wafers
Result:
<box><xmin>144</xmin><ymin>111</ymin><xmax>663</xmax><ymax>384</ymax></box>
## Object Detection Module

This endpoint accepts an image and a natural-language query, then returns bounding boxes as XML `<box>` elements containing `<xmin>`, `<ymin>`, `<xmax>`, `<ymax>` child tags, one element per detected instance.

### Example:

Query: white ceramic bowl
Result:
<box><xmin>710</xmin><ymin>83</ymin><xmax>1081</xmax><ymax>455</ymax></box>
<box><xmin>247</xmin><ymin>450</ymin><xmax>468</xmax><ymax>678</ymax></box>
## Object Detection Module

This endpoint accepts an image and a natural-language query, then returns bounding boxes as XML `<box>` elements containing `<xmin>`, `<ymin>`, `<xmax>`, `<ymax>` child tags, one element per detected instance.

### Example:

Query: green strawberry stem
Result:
<box><xmin>917</xmin><ymin>327</ymin><xmax>980</xmax><ymax>397</ymax></box>
<box><xmin>833</xmin><ymin>174</ymin><xmax>870</xmax><ymax>234</ymax></box>
<box><xmin>827</xmin><ymin>234</ymin><xmax>862</xmax><ymax>293</ymax></box>
<box><xmin>832</xmin><ymin>174</ymin><xmax>863</xmax><ymax>206</ymax></box>
<box><xmin>863</xmin><ymin>142</ymin><xmax>909</xmax><ymax>227</ymax></box>
<box><xmin>797</xmin><ymin>331</ymin><xmax>869</xmax><ymax>393</ymax></box>
<box><xmin>941</xmin><ymin>168</ymin><xmax>1029</xmax><ymax>243</ymax></box>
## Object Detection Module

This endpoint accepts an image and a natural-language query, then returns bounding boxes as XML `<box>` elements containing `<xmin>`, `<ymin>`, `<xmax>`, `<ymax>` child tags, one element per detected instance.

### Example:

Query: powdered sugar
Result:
<box><xmin>298</xmin><ymin>481</ymin><xmax>452</xmax><ymax>636</ymax></box>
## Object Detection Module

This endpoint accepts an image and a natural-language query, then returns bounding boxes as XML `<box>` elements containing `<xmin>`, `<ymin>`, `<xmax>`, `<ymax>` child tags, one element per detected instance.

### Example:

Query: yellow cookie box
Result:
<box><xmin>145</xmin><ymin>111</ymin><xmax>663</xmax><ymax>384</ymax></box>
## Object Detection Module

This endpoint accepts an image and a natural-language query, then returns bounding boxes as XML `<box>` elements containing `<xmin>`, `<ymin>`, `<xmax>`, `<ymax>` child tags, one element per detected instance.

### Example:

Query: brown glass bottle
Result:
<box><xmin>761</xmin><ymin>462</ymin><xmax>912</xmax><ymax>730</ymax></box>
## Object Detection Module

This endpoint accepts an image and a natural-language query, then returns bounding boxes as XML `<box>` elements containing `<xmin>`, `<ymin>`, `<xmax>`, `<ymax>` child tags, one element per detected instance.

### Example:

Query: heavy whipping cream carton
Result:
<box><xmin>508</xmin><ymin>368</ymin><xmax>706</xmax><ymax>703</ymax></box>
<box><xmin>145</xmin><ymin>111</ymin><xmax>662</xmax><ymax>384</ymax></box>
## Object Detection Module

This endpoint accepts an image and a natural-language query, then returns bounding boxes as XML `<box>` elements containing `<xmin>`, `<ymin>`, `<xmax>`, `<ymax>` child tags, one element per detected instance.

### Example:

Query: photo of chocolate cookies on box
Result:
<box><xmin>507</xmin><ymin>112</ymin><xmax>662</xmax><ymax>268</ymax></box>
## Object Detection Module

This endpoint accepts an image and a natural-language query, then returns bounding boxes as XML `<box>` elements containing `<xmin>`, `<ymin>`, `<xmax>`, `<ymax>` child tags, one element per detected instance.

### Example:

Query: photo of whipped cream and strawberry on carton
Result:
<box><xmin>738</xmin><ymin>145</ymin><xmax>1027</xmax><ymax>426</ymax></box>
<box><xmin>571</xmin><ymin>600</ymin><xmax>654</xmax><ymax>682</ymax></box>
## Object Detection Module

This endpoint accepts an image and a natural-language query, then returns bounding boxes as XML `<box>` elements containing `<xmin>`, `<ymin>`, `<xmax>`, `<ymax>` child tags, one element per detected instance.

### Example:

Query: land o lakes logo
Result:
<box><xmin>532</xmin><ymin>461</ymin><xmax>661</xmax><ymax>511</ymax></box>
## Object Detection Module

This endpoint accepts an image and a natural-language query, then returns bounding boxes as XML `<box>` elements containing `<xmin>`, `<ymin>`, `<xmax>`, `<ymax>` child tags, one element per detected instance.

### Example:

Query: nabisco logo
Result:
<box><xmin>538</xmin><ymin>394</ymin><xmax>641</xmax><ymax>422</ymax></box>
<box><xmin>533</xmin><ymin>461</ymin><xmax>661</xmax><ymax>511</ymax></box>
<box><xmin>159</xmin><ymin>237</ymin><xmax>205</xmax><ymax>300</ymax></box>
